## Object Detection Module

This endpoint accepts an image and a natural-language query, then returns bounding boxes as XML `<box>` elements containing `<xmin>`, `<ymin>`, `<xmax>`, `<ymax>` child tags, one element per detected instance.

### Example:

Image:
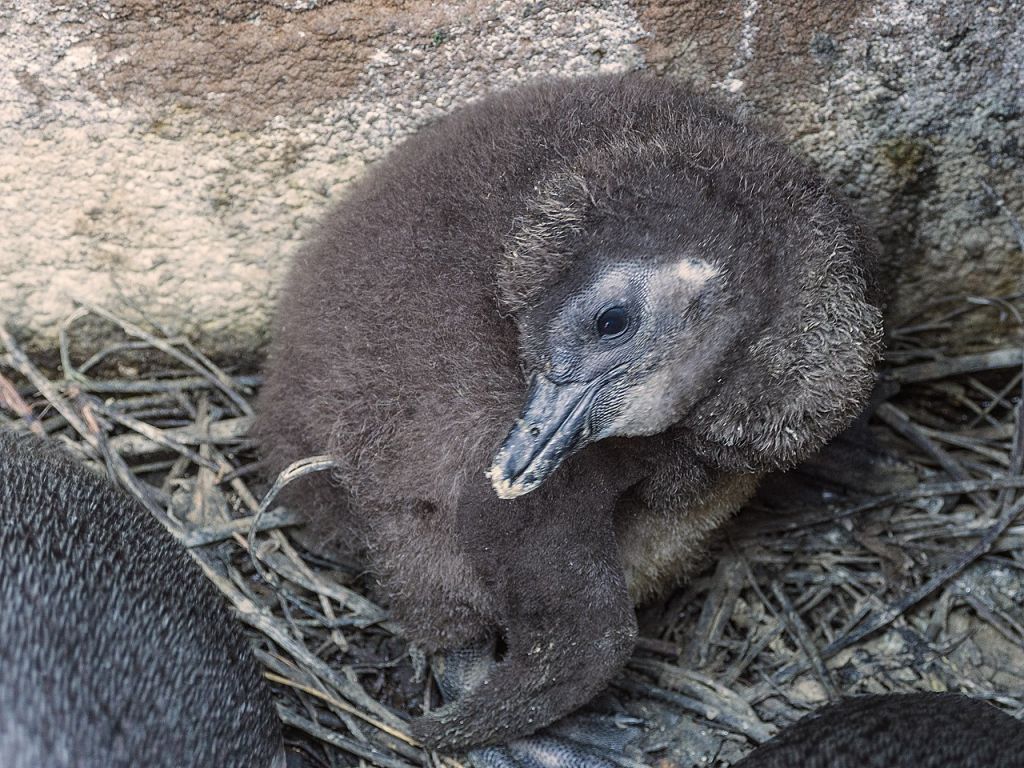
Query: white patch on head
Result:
<box><xmin>672</xmin><ymin>258</ymin><xmax>721</xmax><ymax>288</ymax></box>
<box><xmin>646</xmin><ymin>256</ymin><xmax>721</xmax><ymax>311</ymax></box>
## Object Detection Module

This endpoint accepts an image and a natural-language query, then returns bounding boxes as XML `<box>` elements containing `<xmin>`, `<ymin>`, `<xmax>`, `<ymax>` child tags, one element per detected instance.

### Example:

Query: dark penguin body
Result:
<box><xmin>256</xmin><ymin>75</ymin><xmax>883</xmax><ymax>750</ymax></box>
<box><xmin>0</xmin><ymin>431</ymin><xmax>284</xmax><ymax>768</ymax></box>
<box><xmin>737</xmin><ymin>693</ymin><xmax>1024</xmax><ymax>767</ymax></box>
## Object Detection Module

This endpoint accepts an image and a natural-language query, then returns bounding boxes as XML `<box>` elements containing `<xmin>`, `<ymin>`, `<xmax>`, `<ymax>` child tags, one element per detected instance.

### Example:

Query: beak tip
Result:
<box><xmin>485</xmin><ymin>465</ymin><xmax>528</xmax><ymax>500</ymax></box>
<box><xmin>486</xmin><ymin>371</ymin><xmax>599</xmax><ymax>501</ymax></box>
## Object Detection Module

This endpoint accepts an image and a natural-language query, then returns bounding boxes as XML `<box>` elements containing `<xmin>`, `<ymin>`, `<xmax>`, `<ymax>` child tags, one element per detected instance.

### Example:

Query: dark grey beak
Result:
<box><xmin>486</xmin><ymin>373</ymin><xmax>602</xmax><ymax>499</ymax></box>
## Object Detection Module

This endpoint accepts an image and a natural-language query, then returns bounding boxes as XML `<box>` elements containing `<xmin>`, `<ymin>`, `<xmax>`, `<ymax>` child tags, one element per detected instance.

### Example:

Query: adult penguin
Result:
<box><xmin>736</xmin><ymin>693</ymin><xmax>1023</xmax><ymax>768</ymax></box>
<box><xmin>0</xmin><ymin>431</ymin><xmax>286</xmax><ymax>767</ymax></box>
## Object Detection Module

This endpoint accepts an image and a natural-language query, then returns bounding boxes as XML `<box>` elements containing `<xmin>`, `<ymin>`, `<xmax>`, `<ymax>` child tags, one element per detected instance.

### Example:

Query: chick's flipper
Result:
<box><xmin>412</xmin><ymin>595</ymin><xmax>636</xmax><ymax>750</ymax></box>
<box><xmin>411</xmin><ymin>463</ymin><xmax>639</xmax><ymax>750</ymax></box>
<box><xmin>420</xmin><ymin>644</ymin><xmax>646</xmax><ymax>768</ymax></box>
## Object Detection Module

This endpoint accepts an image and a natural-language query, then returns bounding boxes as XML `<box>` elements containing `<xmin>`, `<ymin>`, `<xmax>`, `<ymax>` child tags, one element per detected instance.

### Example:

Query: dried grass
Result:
<box><xmin>1</xmin><ymin>295</ymin><xmax>1022</xmax><ymax>767</ymax></box>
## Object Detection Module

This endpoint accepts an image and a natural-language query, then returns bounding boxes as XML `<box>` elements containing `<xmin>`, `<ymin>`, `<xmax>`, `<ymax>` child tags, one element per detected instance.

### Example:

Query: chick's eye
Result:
<box><xmin>596</xmin><ymin>306</ymin><xmax>629</xmax><ymax>338</ymax></box>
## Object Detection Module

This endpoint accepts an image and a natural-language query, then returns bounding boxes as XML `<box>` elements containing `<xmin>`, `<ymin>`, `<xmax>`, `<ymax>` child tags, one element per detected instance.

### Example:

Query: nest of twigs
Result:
<box><xmin>1</xmin><ymin>295</ymin><xmax>1022</xmax><ymax>768</ymax></box>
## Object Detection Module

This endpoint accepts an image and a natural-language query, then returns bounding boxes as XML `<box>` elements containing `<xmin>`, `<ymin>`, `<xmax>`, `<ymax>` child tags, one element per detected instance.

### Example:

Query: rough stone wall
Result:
<box><xmin>1</xmin><ymin>0</ymin><xmax>1020</xmax><ymax>360</ymax></box>
<box><xmin>639</xmin><ymin>0</ymin><xmax>1024</xmax><ymax>344</ymax></box>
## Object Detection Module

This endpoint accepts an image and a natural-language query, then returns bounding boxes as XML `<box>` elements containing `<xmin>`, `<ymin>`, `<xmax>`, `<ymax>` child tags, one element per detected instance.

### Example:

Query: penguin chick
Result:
<box><xmin>735</xmin><ymin>693</ymin><xmax>1024</xmax><ymax>767</ymax></box>
<box><xmin>256</xmin><ymin>75</ymin><xmax>883</xmax><ymax>751</ymax></box>
<box><xmin>0</xmin><ymin>431</ymin><xmax>285</xmax><ymax>768</ymax></box>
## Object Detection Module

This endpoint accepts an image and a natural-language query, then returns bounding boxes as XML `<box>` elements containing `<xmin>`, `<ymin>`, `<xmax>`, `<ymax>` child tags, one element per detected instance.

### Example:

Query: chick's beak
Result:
<box><xmin>486</xmin><ymin>372</ymin><xmax>603</xmax><ymax>499</ymax></box>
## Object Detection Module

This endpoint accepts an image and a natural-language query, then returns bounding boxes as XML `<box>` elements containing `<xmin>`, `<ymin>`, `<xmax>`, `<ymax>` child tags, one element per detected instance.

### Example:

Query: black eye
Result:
<box><xmin>596</xmin><ymin>306</ymin><xmax>628</xmax><ymax>338</ymax></box>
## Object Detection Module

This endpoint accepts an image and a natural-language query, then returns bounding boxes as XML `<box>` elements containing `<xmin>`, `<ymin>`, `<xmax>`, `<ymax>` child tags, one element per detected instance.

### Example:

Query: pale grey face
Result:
<box><xmin>487</xmin><ymin>255</ymin><xmax>727</xmax><ymax>499</ymax></box>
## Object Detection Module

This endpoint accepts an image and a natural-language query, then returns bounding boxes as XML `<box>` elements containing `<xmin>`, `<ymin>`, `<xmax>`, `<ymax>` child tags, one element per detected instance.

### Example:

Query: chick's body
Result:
<box><xmin>257</xmin><ymin>75</ymin><xmax>883</xmax><ymax>750</ymax></box>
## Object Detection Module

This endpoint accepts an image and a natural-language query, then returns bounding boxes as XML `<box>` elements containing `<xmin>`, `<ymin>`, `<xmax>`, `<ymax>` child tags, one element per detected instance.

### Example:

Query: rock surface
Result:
<box><xmin>1</xmin><ymin>0</ymin><xmax>1020</xmax><ymax>359</ymax></box>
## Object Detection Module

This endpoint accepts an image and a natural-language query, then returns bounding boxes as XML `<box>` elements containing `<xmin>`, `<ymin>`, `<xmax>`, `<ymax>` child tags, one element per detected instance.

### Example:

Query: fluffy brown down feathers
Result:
<box><xmin>256</xmin><ymin>75</ymin><xmax>883</xmax><ymax>750</ymax></box>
